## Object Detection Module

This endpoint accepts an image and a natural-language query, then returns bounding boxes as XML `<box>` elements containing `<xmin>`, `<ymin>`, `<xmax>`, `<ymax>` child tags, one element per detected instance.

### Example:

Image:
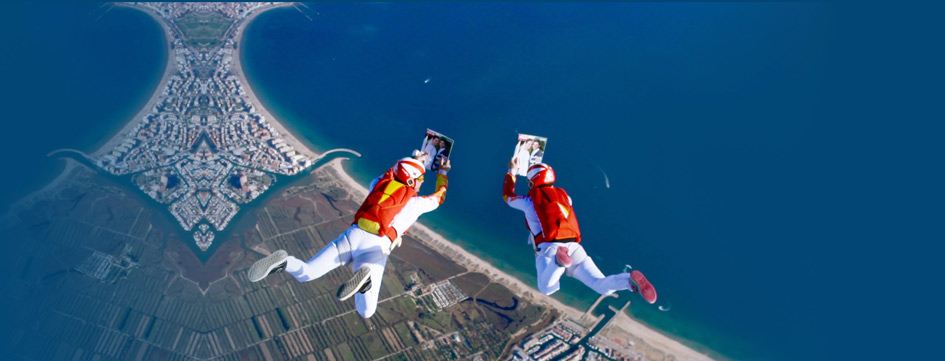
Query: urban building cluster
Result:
<box><xmin>584</xmin><ymin>334</ymin><xmax>646</xmax><ymax>361</ymax></box>
<box><xmin>134</xmin><ymin>2</ymin><xmax>272</xmax><ymax>20</ymax></box>
<box><xmin>75</xmin><ymin>246</ymin><xmax>138</xmax><ymax>284</ymax></box>
<box><xmin>513</xmin><ymin>319</ymin><xmax>644</xmax><ymax>361</ymax></box>
<box><xmin>423</xmin><ymin>280</ymin><xmax>468</xmax><ymax>311</ymax></box>
<box><xmin>5</xmin><ymin>3</ymin><xmax>701</xmax><ymax>361</ymax></box>
<box><xmin>94</xmin><ymin>2</ymin><xmax>314</xmax><ymax>250</ymax></box>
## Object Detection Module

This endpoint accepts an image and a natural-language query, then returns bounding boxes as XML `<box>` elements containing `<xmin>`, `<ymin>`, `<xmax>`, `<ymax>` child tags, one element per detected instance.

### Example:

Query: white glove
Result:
<box><xmin>385</xmin><ymin>235</ymin><xmax>403</xmax><ymax>255</ymax></box>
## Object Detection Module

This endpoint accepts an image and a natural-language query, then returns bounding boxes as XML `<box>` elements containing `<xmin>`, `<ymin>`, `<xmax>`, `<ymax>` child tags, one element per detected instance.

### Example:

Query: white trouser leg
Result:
<box><xmin>567</xmin><ymin>243</ymin><xmax>631</xmax><ymax>295</ymax></box>
<box><xmin>535</xmin><ymin>243</ymin><xmax>567</xmax><ymax>295</ymax></box>
<box><xmin>286</xmin><ymin>225</ymin><xmax>356</xmax><ymax>282</ymax></box>
<box><xmin>353</xmin><ymin>254</ymin><xmax>388</xmax><ymax>318</ymax></box>
<box><xmin>349</xmin><ymin>228</ymin><xmax>391</xmax><ymax>318</ymax></box>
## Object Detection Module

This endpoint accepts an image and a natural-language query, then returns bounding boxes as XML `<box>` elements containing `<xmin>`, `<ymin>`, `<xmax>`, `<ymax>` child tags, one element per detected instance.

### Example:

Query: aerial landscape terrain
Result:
<box><xmin>2</xmin><ymin>1</ymin><xmax>937</xmax><ymax>360</ymax></box>
<box><xmin>0</xmin><ymin>3</ymin><xmax>712</xmax><ymax>361</ymax></box>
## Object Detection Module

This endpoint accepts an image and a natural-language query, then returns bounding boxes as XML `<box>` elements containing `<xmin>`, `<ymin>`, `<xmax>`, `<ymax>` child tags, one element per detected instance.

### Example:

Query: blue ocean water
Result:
<box><xmin>0</xmin><ymin>3</ymin><xmax>165</xmax><ymax>208</ymax></box>
<box><xmin>241</xmin><ymin>3</ymin><xmax>834</xmax><ymax>360</ymax></box>
<box><xmin>1</xmin><ymin>2</ymin><xmax>941</xmax><ymax>361</ymax></box>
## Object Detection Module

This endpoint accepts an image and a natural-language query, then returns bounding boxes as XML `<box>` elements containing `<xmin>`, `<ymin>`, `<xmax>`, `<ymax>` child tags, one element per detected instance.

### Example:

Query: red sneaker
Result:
<box><xmin>630</xmin><ymin>270</ymin><xmax>657</xmax><ymax>304</ymax></box>
<box><xmin>555</xmin><ymin>246</ymin><xmax>572</xmax><ymax>267</ymax></box>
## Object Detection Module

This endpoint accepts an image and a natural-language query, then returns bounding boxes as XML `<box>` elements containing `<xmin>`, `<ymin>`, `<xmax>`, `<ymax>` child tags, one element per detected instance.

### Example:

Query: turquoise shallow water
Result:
<box><xmin>240</xmin><ymin>3</ymin><xmax>837</xmax><ymax>359</ymax></box>
<box><xmin>6</xmin><ymin>3</ymin><xmax>941</xmax><ymax>361</ymax></box>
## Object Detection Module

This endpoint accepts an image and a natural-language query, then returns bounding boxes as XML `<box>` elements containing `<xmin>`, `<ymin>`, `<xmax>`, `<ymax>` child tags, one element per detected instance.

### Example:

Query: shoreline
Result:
<box><xmin>91</xmin><ymin>3</ymin><xmax>176</xmax><ymax>159</ymax></box>
<box><xmin>325</xmin><ymin>159</ymin><xmax>713</xmax><ymax>361</ymax></box>
<box><xmin>21</xmin><ymin>3</ymin><xmax>717</xmax><ymax>360</ymax></box>
<box><xmin>230</xmin><ymin>3</ymin><xmax>321</xmax><ymax>159</ymax></box>
<box><xmin>3</xmin><ymin>158</ymin><xmax>78</xmax><ymax>224</ymax></box>
<box><xmin>94</xmin><ymin>3</ymin><xmax>320</xmax><ymax>161</ymax></box>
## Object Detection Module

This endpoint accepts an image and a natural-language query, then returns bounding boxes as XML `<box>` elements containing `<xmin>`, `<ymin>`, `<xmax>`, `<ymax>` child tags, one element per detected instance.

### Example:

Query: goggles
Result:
<box><xmin>406</xmin><ymin>174</ymin><xmax>424</xmax><ymax>187</ymax></box>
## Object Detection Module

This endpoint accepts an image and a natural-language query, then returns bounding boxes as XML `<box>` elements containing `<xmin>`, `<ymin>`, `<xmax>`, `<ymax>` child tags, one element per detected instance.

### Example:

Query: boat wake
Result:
<box><xmin>659</xmin><ymin>303</ymin><xmax>672</xmax><ymax>312</ymax></box>
<box><xmin>594</xmin><ymin>163</ymin><xmax>611</xmax><ymax>189</ymax></box>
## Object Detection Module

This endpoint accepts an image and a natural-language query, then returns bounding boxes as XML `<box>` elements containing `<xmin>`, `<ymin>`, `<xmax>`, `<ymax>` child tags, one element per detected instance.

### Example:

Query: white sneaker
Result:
<box><xmin>248</xmin><ymin>250</ymin><xmax>287</xmax><ymax>282</ymax></box>
<box><xmin>337</xmin><ymin>267</ymin><xmax>372</xmax><ymax>301</ymax></box>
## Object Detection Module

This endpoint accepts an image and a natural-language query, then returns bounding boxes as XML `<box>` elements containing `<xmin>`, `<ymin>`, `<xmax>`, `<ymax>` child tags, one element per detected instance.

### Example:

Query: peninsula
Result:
<box><xmin>1</xmin><ymin>3</ymin><xmax>716</xmax><ymax>361</ymax></box>
<box><xmin>93</xmin><ymin>2</ymin><xmax>319</xmax><ymax>250</ymax></box>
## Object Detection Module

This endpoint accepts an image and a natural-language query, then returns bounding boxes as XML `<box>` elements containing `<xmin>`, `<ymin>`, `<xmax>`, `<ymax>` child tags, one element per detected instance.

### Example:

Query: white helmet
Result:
<box><xmin>394</xmin><ymin>157</ymin><xmax>425</xmax><ymax>185</ymax></box>
<box><xmin>527</xmin><ymin>163</ymin><xmax>556</xmax><ymax>188</ymax></box>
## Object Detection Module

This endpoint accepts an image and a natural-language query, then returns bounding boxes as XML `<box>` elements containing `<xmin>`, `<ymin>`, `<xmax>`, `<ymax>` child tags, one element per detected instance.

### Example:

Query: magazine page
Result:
<box><xmin>511</xmin><ymin>133</ymin><xmax>548</xmax><ymax>176</ymax></box>
<box><xmin>419</xmin><ymin>129</ymin><xmax>454</xmax><ymax>171</ymax></box>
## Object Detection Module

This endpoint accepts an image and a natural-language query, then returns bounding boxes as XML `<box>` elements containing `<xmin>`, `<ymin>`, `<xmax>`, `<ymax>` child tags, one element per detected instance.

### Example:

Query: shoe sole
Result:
<box><xmin>337</xmin><ymin>267</ymin><xmax>371</xmax><ymax>301</ymax></box>
<box><xmin>248</xmin><ymin>250</ymin><xmax>287</xmax><ymax>283</ymax></box>
<box><xmin>630</xmin><ymin>270</ymin><xmax>657</xmax><ymax>304</ymax></box>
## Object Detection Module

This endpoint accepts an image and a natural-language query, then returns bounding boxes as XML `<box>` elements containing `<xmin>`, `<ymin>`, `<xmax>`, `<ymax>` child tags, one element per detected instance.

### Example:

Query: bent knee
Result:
<box><xmin>357</xmin><ymin>307</ymin><xmax>376</xmax><ymax>318</ymax></box>
<box><xmin>538</xmin><ymin>284</ymin><xmax>559</xmax><ymax>296</ymax></box>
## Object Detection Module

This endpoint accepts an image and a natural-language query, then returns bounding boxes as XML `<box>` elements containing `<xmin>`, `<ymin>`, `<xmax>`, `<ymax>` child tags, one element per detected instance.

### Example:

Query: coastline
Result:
<box><xmin>94</xmin><ymin>3</ymin><xmax>320</xmax><ymax>160</ymax></box>
<box><xmin>325</xmin><ymin>159</ymin><xmax>713</xmax><ymax>361</ymax></box>
<box><xmin>3</xmin><ymin>158</ymin><xmax>79</xmax><ymax>224</ymax></box>
<box><xmin>37</xmin><ymin>3</ymin><xmax>715</xmax><ymax>359</ymax></box>
<box><xmin>91</xmin><ymin>3</ymin><xmax>176</xmax><ymax>159</ymax></box>
<box><xmin>230</xmin><ymin>3</ymin><xmax>321</xmax><ymax>159</ymax></box>
<box><xmin>0</xmin><ymin>2</ymin><xmax>837</xmax><ymax>359</ymax></box>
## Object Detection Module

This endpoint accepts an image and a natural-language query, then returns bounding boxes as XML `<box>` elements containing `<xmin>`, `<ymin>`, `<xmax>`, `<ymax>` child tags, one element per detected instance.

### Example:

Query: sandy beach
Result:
<box><xmin>325</xmin><ymin>158</ymin><xmax>713</xmax><ymax>361</ymax></box>
<box><xmin>95</xmin><ymin>3</ymin><xmax>320</xmax><ymax>161</ymax></box>
<box><xmin>91</xmin><ymin>4</ymin><xmax>176</xmax><ymax>158</ymax></box>
<box><xmin>86</xmin><ymin>4</ymin><xmax>714</xmax><ymax>360</ymax></box>
<box><xmin>229</xmin><ymin>3</ymin><xmax>321</xmax><ymax>160</ymax></box>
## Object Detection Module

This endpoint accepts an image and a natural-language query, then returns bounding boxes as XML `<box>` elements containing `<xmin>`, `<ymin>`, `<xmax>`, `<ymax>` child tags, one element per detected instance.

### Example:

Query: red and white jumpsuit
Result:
<box><xmin>284</xmin><ymin>169</ymin><xmax>448</xmax><ymax>318</ymax></box>
<box><xmin>503</xmin><ymin>172</ymin><xmax>632</xmax><ymax>296</ymax></box>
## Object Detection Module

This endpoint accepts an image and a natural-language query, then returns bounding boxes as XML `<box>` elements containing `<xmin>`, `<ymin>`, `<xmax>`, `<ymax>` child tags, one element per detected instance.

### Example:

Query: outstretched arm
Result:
<box><xmin>503</xmin><ymin>157</ymin><xmax>518</xmax><ymax>204</ymax></box>
<box><xmin>390</xmin><ymin>159</ymin><xmax>451</xmax><ymax>238</ymax></box>
<box><xmin>428</xmin><ymin>158</ymin><xmax>450</xmax><ymax>205</ymax></box>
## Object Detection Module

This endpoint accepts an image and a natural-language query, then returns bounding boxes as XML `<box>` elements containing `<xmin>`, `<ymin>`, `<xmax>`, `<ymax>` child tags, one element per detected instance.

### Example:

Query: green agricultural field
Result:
<box><xmin>382</xmin><ymin>272</ymin><xmax>405</xmax><ymax>296</ymax></box>
<box><xmin>416</xmin><ymin>310</ymin><xmax>452</xmax><ymax>333</ymax></box>
<box><xmin>394</xmin><ymin>322</ymin><xmax>418</xmax><ymax>347</ymax></box>
<box><xmin>388</xmin><ymin>354</ymin><xmax>409</xmax><ymax>361</ymax></box>
<box><xmin>340</xmin><ymin>312</ymin><xmax>367</xmax><ymax>337</ymax></box>
<box><xmin>360</xmin><ymin>331</ymin><xmax>389</xmax><ymax>360</ymax></box>
<box><xmin>376</xmin><ymin>296</ymin><xmax>416</xmax><ymax>324</ymax></box>
<box><xmin>335</xmin><ymin>343</ymin><xmax>355</xmax><ymax>361</ymax></box>
<box><xmin>394</xmin><ymin>296</ymin><xmax>417</xmax><ymax>313</ymax></box>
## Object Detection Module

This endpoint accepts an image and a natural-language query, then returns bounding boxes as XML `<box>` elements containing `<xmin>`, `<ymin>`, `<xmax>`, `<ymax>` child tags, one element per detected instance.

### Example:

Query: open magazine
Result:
<box><xmin>511</xmin><ymin>133</ymin><xmax>548</xmax><ymax>176</ymax></box>
<box><xmin>419</xmin><ymin>129</ymin><xmax>454</xmax><ymax>171</ymax></box>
